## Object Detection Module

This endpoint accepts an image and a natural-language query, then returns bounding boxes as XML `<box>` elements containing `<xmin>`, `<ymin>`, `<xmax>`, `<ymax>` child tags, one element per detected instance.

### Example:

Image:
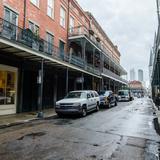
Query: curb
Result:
<box><xmin>0</xmin><ymin>114</ymin><xmax>57</xmax><ymax>130</ymax></box>
<box><xmin>151</xmin><ymin>99</ymin><xmax>160</xmax><ymax>135</ymax></box>
<box><xmin>154</xmin><ymin>117</ymin><xmax>160</xmax><ymax>135</ymax></box>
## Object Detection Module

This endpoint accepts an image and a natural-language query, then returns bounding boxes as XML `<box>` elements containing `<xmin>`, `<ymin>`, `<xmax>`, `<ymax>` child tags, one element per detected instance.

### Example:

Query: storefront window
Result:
<box><xmin>0</xmin><ymin>71</ymin><xmax>16</xmax><ymax>105</ymax></box>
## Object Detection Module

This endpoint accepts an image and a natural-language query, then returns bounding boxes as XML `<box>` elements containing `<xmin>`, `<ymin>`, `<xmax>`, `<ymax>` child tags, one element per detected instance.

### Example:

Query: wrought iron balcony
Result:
<box><xmin>69</xmin><ymin>26</ymin><xmax>127</xmax><ymax>76</ymax></box>
<box><xmin>103</xmin><ymin>68</ymin><xmax>128</xmax><ymax>84</ymax></box>
<box><xmin>69</xmin><ymin>26</ymin><xmax>102</xmax><ymax>49</ymax></box>
<box><xmin>0</xmin><ymin>18</ymin><xmax>101</xmax><ymax>76</ymax></box>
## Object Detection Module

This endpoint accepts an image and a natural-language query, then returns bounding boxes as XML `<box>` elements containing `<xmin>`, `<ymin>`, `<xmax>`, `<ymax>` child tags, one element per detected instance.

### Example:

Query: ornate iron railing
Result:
<box><xmin>69</xmin><ymin>26</ymin><xmax>127</xmax><ymax>75</ymax></box>
<box><xmin>103</xmin><ymin>68</ymin><xmax>128</xmax><ymax>84</ymax></box>
<box><xmin>0</xmin><ymin>18</ymin><xmax>101</xmax><ymax>75</ymax></box>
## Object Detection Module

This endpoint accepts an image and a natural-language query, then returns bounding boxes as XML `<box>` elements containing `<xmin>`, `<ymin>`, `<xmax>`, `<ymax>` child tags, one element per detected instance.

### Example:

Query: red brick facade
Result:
<box><xmin>0</xmin><ymin>0</ymin><xmax>121</xmax><ymax>63</ymax></box>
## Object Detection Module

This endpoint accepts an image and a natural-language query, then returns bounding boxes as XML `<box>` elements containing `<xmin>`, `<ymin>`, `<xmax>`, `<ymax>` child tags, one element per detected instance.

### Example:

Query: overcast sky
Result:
<box><xmin>77</xmin><ymin>0</ymin><xmax>157</xmax><ymax>83</ymax></box>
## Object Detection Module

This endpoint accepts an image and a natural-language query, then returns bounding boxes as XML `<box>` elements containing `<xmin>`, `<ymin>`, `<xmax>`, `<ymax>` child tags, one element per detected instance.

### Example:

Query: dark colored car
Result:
<box><xmin>99</xmin><ymin>90</ymin><xmax>117</xmax><ymax>108</ymax></box>
<box><xmin>118</xmin><ymin>90</ymin><xmax>134</xmax><ymax>102</ymax></box>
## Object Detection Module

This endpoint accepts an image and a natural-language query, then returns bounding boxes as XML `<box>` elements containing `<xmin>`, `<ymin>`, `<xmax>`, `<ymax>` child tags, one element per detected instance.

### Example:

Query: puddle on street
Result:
<box><xmin>53</xmin><ymin>119</ymin><xmax>73</xmax><ymax>125</ymax></box>
<box><xmin>17</xmin><ymin>132</ymin><xmax>46</xmax><ymax>140</ymax></box>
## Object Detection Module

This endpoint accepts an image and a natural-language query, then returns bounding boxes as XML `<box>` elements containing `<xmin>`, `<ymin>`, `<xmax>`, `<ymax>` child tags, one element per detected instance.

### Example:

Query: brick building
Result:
<box><xmin>0</xmin><ymin>0</ymin><xmax>127</xmax><ymax>115</ymax></box>
<box><xmin>128</xmin><ymin>80</ymin><xmax>144</xmax><ymax>96</ymax></box>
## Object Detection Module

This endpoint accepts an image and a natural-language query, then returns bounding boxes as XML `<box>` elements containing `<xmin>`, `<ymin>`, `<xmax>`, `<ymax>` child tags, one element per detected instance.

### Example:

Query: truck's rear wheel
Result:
<box><xmin>96</xmin><ymin>103</ymin><xmax>99</xmax><ymax>111</ymax></box>
<box><xmin>82</xmin><ymin>108</ymin><xmax>87</xmax><ymax>117</ymax></box>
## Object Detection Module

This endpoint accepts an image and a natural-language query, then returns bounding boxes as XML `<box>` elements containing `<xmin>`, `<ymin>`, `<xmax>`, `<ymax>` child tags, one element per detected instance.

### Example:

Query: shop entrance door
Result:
<box><xmin>0</xmin><ymin>65</ymin><xmax>17</xmax><ymax>115</ymax></box>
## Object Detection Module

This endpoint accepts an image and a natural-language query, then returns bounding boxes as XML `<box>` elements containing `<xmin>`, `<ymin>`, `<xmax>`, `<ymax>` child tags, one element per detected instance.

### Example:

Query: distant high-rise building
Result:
<box><xmin>138</xmin><ymin>69</ymin><xmax>143</xmax><ymax>82</ymax></box>
<box><xmin>130</xmin><ymin>69</ymin><xmax>135</xmax><ymax>81</ymax></box>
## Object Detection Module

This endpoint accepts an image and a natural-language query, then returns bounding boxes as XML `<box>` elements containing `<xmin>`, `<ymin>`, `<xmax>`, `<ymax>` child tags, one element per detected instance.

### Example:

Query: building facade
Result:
<box><xmin>128</xmin><ymin>80</ymin><xmax>144</xmax><ymax>97</ymax></box>
<box><xmin>0</xmin><ymin>0</ymin><xmax>127</xmax><ymax>115</ymax></box>
<box><xmin>130</xmin><ymin>68</ymin><xmax>135</xmax><ymax>81</ymax></box>
<box><xmin>138</xmin><ymin>69</ymin><xmax>143</xmax><ymax>82</ymax></box>
<box><xmin>150</xmin><ymin>0</ymin><xmax>160</xmax><ymax>102</ymax></box>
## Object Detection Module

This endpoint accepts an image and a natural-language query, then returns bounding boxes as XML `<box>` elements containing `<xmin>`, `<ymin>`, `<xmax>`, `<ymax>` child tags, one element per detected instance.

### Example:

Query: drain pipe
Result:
<box><xmin>23</xmin><ymin>0</ymin><xmax>27</xmax><ymax>29</ymax></box>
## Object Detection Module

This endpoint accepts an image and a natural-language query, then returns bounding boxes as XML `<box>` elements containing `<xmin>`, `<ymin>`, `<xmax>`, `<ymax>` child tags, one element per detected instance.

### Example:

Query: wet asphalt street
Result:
<box><xmin>0</xmin><ymin>97</ymin><xmax>159</xmax><ymax>160</ymax></box>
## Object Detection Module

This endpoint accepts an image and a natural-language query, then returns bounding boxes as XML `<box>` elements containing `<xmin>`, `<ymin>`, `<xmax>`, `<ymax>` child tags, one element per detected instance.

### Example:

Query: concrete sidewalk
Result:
<box><xmin>152</xmin><ymin>99</ymin><xmax>160</xmax><ymax>134</ymax></box>
<box><xmin>0</xmin><ymin>109</ymin><xmax>57</xmax><ymax>129</ymax></box>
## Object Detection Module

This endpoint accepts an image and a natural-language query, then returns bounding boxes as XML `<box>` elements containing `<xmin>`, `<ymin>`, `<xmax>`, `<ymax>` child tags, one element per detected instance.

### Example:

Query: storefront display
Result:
<box><xmin>0</xmin><ymin>65</ymin><xmax>17</xmax><ymax>115</ymax></box>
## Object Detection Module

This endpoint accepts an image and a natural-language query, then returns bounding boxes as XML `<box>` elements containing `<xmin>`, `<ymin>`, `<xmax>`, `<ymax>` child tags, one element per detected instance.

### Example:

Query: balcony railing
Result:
<box><xmin>0</xmin><ymin>18</ymin><xmax>101</xmax><ymax>76</ymax></box>
<box><xmin>103</xmin><ymin>68</ymin><xmax>128</xmax><ymax>84</ymax></box>
<box><xmin>69</xmin><ymin>26</ymin><xmax>127</xmax><ymax>76</ymax></box>
<box><xmin>69</xmin><ymin>26</ymin><xmax>102</xmax><ymax>49</ymax></box>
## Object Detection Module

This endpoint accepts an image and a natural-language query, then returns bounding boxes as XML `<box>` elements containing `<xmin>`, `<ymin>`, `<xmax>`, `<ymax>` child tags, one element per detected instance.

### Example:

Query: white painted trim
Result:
<box><xmin>30</xmin><ymin>0</ymin><xmax>40</xmax><ymax>9</ymax></box>
<box><xmin>59</xmin><ymin>38</ymin><xmax>66</xmax><ymax>44</ymax></box>
<box><xmin>0</xmin><ymin>38</ymin><xmax>102</xmax><ymax>79</ymax></box>
<box><xmin>28</xmin><ymin>19</ymin><xmax>40</xmax><ymax>27</ymax></box>
<box><xmin>3</xmin><ymin>4</ymin><xmax>19</xmax><ymax>15</ymax></box>
<box><xmin>46</xmin><ymin>30</ymin><xmax>54</xmax><ymax>36</ymax></box>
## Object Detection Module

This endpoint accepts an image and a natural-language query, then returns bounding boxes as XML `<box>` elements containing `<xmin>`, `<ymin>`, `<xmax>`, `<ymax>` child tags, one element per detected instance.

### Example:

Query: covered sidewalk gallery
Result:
<box><xmin>0</xmin><ymin>36</ymin><xmax>101</xmax><ymax>116</ymax></box>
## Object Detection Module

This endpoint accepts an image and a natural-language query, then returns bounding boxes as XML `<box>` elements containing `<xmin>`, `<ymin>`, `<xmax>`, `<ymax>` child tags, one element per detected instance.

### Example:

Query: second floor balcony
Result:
<box><xmin>102</xmin><ymin>68</ymin><xmax>128</xmax><ymax>85</ymax></box>
<box><xmin>69</xmin><ymin>25</ymin><xmax>102</xmax><ymax>49</ymax></box>
<box><xmin>0</xmin><ymin>18</ymin><xmax>101</xmax><ymax>77</ymax></box>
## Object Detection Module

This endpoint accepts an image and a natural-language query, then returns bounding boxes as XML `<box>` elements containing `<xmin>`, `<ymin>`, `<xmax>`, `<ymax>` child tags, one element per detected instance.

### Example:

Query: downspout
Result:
<box><xmin>23</xmin><ymin>0</ymin><xmax>27</xmax><ymax>29</ymax></box>
<box><xmin>66</xmin><ymin>0</ymin><xmax>70</xmax><ymax>53</ymax></box>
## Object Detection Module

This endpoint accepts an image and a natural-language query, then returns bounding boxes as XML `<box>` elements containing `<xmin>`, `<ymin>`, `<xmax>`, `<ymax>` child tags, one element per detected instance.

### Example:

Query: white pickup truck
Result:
<box><xmin>55</xmin><ymin>90</ymin><xmax>100</xmax><ymax>117</ymax></box>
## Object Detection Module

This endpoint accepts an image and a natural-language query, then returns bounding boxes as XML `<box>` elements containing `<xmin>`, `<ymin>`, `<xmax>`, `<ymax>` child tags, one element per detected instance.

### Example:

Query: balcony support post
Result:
<box><xmin>66</xmin><ymin>67</ymin><xmax>69</xmax><ymax>94</ymax></box>
<box><xmin>92</xmin><ymin>76</ymin><xmax>94</xmax><ymax>90</ymax></box>
<box><xmin>100</xmin><ymin>53</ymin><xmax>104</xmax><ymax>73</ymax></box>
<box><xmin>93</xmin><ymin>48</ymin><xmax>95</xmax><ymax>67</ymax></box>
<box><xmin>101</xmin><ymin>77</ymin><xmax>104</xmax><ymax>90</ymax></box>
<box><xmin>108</xmin><ymin>78</ymin><xmax>111</xmax><ymax>90</ymax></box>
<box><xmin>37</xmin><ymin>58</ymin><xmax>44</xmax><ymax>118</ymax></box>
<box><xmin>109</xmin><ymin>59</ymin><xmax>111</xmax><ymax>71</ymax></box>
<box><xmin>113</xmin><ymin>81</ymin><xmax>116</xmax><ymax>93</ymax></box>
<box><xmin>158</xmin><ymin>63</ymin><xmax>160</xmax><ymax>89</ymax></box>
<box><xmin>81</xmin><ymin>39</ymin><xmax>86</xmax><ymax>67</ymax></box>
<box><xmin>53</xmin><ymin>74</ymin><xmax>58</xmax><ymax>107</ymax></box>
<box><xmin>81</xmin><ymin>73</ymin><xmax>84</xmax><ymax>90</ymax></box>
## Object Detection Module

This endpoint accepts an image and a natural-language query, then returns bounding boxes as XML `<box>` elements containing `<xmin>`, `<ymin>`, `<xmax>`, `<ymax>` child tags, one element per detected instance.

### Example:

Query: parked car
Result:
<box><xmin>55</xmin><ymin>90</ymin><xmax>100</xmax><ymax>117</ymax></box>
<box><xmin>129</xmin><ymin>91</ymin><xmax>134</xmax><ymax>101</ymax></box>
<box><xmin>118</xmin><ymin>90</ymin><xmax>133</xmax><ymax>101</ymax></box>
<box><xmin>98</xmin><ymin>90</ymin><xmax>117</xmax><ymax>108</ymax></box>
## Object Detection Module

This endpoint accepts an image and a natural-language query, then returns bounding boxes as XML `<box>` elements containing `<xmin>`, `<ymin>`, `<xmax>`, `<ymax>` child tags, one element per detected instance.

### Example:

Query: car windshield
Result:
<box><xmin>99</xmin><ymin>91</ymin><xmax>110</xmax><ymax>96</ymax></box>
<box><xmin>65</xmin><ymin>92</ymin><xmax>86</xmax><ymax>99</ymax></box>
<box><xmin>118</xmin><ymin>91</ymin><xmax>129</xmax><ymax>96</ymax></box>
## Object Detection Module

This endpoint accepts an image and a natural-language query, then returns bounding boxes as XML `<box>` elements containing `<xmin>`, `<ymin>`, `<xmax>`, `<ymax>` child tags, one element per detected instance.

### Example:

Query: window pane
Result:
<box><xmin>6</xmin><ymin>71</ymin><xmax>16</xmax><ymax>105</ymax></box>
<box><xmin>60</xmin><ymin>7</ymin><xmax>65</xmax><ymax>27</ymax></box>
<box><xmin>28</xmin><ymin>21</ymin><xmax>34</xmax><ymax>32</ymax></box>
<box><xmin>35</xmin><ymin>25</ymin><xmax>39</xmax><ymax>36</ymax></box>
<box><xmin>46</xmin><ymin>33</ymin><xmax>54</xmax><ymax>54</ymax></box>
<box><xmin>69</xmin><ymin>16</ymin><xmax>74</xmax><ymax>33</ymax></box>
<box><xmin>47</xmin><ymin>7</ymin><xmax>52</xmax><ymax>17</ymax></box>
<box><xmin>47</xmin><ymin>0</ymin><xmax>54</xmax><ymax>18</ymax></box>
<box><xmin>48</xmin><ymin>0</ymin><xmax>53</xmax><ymax>7</ymax></box>
<box><xmin>12</xmin><ymin>13</ymin><xmax>17</xmax><ymax>25</ymax></box>
<box><xmin>30</xmin><ymin>0</ymin><xmax>39</xmax><ymax>6</ymax></box>
<box><xmin>4</xmin><ymin>9</ymin><xmax>10</xmax><ymax>21</ymax></box>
